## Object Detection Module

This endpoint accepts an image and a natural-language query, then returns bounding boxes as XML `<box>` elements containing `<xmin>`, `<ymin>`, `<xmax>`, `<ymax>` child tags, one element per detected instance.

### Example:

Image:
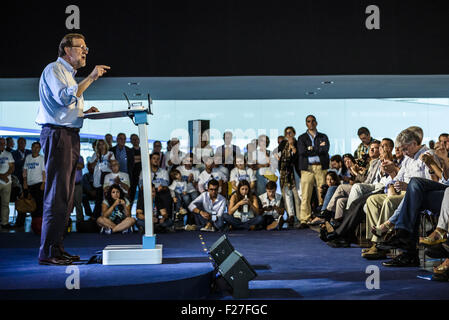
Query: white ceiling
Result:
<box><xmin>1</xmin><ymin>75</ymin><xmax>449</xmax><ymax>101</ymax></box>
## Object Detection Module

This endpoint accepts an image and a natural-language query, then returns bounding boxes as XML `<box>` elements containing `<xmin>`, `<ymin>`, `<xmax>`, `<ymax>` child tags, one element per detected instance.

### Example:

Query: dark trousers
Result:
<box><xmin>128</xmin><ymin>167</ymin><xmax>141</xmax><ymax>207</ymax></box>
<box><xmin>39</xmin><ymin>127</ymin><xmax>80</xmax><ymax>260</ymax></box>
<box><xmin>395</xmin><ymin>177</ymin><xmax>448</xmax><ymax>235</ymax></box>
<box><xmin>93</xmin><ymin>187</ymin><xmax>104</xmax><ymax>219</ymax></box>
<box><xmin>15</xmin><ymin>183</ymin><xmax>44</xmax><ymax>227</ymax></box>
<box><xmin>222</xmin><ymin>214</ymin><xmax>264</xmax><ymax>230</ymax></box>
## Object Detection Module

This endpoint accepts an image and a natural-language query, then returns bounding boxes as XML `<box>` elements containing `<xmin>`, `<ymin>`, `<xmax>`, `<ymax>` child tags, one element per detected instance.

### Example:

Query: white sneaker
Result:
<box><xmin>200</xmin><ymin>225</ymin><xmax>215</xmax><ymax>232</ymax></box>
<box><xmin>184</xmin><ymin>224</ymin><xmax>197</xmax><ymax>231</ymax></box>
<box><xmin>101</xmin><ymin>227</ymin><xmax>112</xmax><ymax>235</ymax></box>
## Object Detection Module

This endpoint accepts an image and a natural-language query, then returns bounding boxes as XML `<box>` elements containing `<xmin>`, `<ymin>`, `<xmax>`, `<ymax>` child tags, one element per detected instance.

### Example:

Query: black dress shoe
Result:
<box><xmin>39</xmin><ymin>257</ymin><xmax>73</xmax><ymax>266</ymax></box>
<box><xmin>382</xmin><ymin>252</ymin><xmax>420</xmax><ymax>267</ymax></box>
<box><xmin>61</xmin><ymin>251</ymin><xmax>80</xmax><ymax>261</ymax></box>
<box><xmin>296</xmin><ymin>223</ymin><xmax>309</xmax><ymax>230</ymax></box>
<box><xmin>376</xmin><ymin>229</ymin><xmax>415</xmax><ymax>251</ymax></box>
<box><xmin>425</xmin><ymin>244</ymin><xmax>449</xmax><ymax>259</ymax></box>
<box><xmin>326</xmin><ymin>238</ymin><xmax>350</xmax><ymax>248</ymax></box>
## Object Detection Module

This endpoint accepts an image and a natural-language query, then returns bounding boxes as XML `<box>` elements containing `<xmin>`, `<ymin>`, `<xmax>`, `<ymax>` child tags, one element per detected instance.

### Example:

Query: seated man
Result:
<box><xmin>259</xmin><ymin>181</ymin><xmax>285</xmax><ymax>230</ymax></box>
<box><xmin>197</xmin><ymin>158</ymin><xmax>225</xmax><ymax>194</ymax></box>
<box><xmin>374</xmin><ymin>140</ymin><xmax>449</xmax><ymax>266</ymax></box>
<box><xmin>103</xmin><ymin>160</ymin><xmax>130</xmax><ymax>197</ymax></box>
<box><xmin>230</xmin><ymin>155</ymin><xmax>257</xmax><ymax>193</ymax></box>
<box><xmin>136</xmin><ymin>184</ymin><xmax>174</xmax><ymax>234</ymax></box>
<box><xmin>362</xmin><ymin>128</ymin><xmax>438</xmax><ymax>260</ymax></box>
<box><xmin>188</xmin><ymin>179</ymin><xmax>227</xmax><ymax>232</ymax></box>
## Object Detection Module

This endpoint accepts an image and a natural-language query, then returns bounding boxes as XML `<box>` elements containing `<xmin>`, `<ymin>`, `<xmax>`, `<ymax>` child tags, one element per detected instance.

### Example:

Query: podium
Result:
<box><xmin>84</xmin><ymin>106</ymin><xmax>162</xmax><ymax>265</ymax></box>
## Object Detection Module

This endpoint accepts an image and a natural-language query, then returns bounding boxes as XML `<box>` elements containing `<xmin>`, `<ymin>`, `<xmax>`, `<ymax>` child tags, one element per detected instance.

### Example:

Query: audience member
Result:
<box><xmin>17</xmin><ymin>142</ymin><xmax>45</xmax><ymax>229</ymax></box>
<box><xmin>136</xmin><ymin>184</ymin><xmax>174</xmax><ymax>234</ymax></box>
<box><xmin>188</xmin><ymin>179</ymin><xmax>227</xmax><ymax>232</ymax></box>
<box><xmin>354</xmin><ymin>127</ymin><xmax>374</xmax><ymax>164</ymax></box>
<box><xmin>278</xmin><ymin>126</ymin><xmax>301</xmax><ymax>227</ymax></box>
<box><xmin>89</xmin><ymin>139</ymin><xmax>115</xmax><ymax>218</ymax></box>
<box><xmin>309</xmin><ymin>171</ymin><xmax>340</xmax><ymax>225</ymax></box>
<box><xmin>103</xmin><ymin>159</ymin><xmax>130</xmax><ymax>196</ymax></box>
<box><xmin>82</xmin><ymin>161</ymin><xmax>96</xmax><ymax>217</ymax></box>
<box><xmin>6</xmin><ymin>137</ymin><xmax>14</xmax><ymax>153</ymax></box>
<box><xmin>226</xmin><ymin>180</ymin><xmax>263</xmax><ymax>231</ymax></box>
<box><xmin>169</xmin><ymin>169</ymin><xmax>189</xmax><ymax>216</ymax></box>
<box><xmin>146</xmin><ymin>153</ymin><xmax>173</xmax><ymax>219</ymax></box>
<box><xmin>297</xmin><ymin>115</ymin><xmax>330</xmax><ymax>228</ymax></box>
<box><xmin>165</xmin><ymin>138</ymin><xmax>185</xmax><ymax>171</ymax></box>
<box><xmin>271</xmin><ymin>135</ymin><xmax>285</xmax><ymax>174</ymax></box>
<box><xmin>230</xmin><ymin>155</ymin><xmax>257</xmax><ymax>193</ymax></box>
<box><xmin>104</xmin><ymin>134</ymin><xmax>113</xmax><ymax>150</ymax></box>
<box><xmin>0</xmin><ymin>137</ymin><xmax>15</xmax><ymax>229</ymax></box>
<box><xmin>177</xmin><ymin>153</ymin><xmax>201</xmax><ymax>207</ymax></box>
<box><xmin>198</xmin><ymin>158</ymin><xmax>225</xmax><ymax>194</ymax></box>
<box><xmin>251</xmin><ymin>134</ymin><xmax>272</xmax><ymax>196</ymax></box>
<box><xmin>129</xmin><ymin>133</ymin><xmax>142</xmax><ymax>206</ymax></box>
<box><xmin>215</xmin><ymin>131</ymin><xmax>242</xmax><ymax>172</ymax></box>
<box><xmin>259</xmin><ymin>180</ymin><xmax>285</xmax><ymax>230</ymax></box>
<box><xmin>12</xmin><ymin>137</ymin><xmax>31</xmax><ymax>187</ymax></box>
<box><xmin>110</xmin><ymin>133</ymin><xmax>135</xmax><ymax>180</ymax></box>
<box><xmin>152</xmin><ymin>140</ymin><xmax>166</xmax><ymax>169</ymax></box>
<box><xmin>73</xmin><ymin>156</ymin><xmax>84</xmax><ymax>223</ymax></box>
<box><xmin>97</xmin><ymin>184</ymin><xmax>135</xmax><ymax>234</ymax></box>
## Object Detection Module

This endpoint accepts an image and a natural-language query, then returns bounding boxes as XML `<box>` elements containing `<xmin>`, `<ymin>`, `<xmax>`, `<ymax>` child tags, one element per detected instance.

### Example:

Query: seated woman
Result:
<box><xmin>136</xmin><ymin>184</ymin><xmax>174</xmax><ymax>234</ymax></box>
<box><xmin>225</xmin><ymin>180</ymin><xmax>264</xmax><ymax>230</ymax></box>
<box><xmin>309</xmin><ymin>171</ymin><xmax>341</xmax><ymax>226</ymax></box>
<box><xmin>97</xmin><ymin>184</ymin><xmax>136</xmax><ymax>234</ymax></box>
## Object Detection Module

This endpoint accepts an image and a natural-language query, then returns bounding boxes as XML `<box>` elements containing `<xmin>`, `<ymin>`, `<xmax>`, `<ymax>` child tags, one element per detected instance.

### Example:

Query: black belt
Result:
<box><xmin>43</xmin><ymin>124</ymin><xmax>80</xmax><ymax>133</ymax></box>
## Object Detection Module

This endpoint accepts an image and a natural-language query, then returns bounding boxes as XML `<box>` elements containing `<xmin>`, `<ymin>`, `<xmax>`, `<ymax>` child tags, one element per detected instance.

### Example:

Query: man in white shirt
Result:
<box><xmin>19</xmin><ymin>142</ymin><xmax>46</xmax><ymax>229</ymax></box>
<box><xmin>197</xmin><ymin>158</ymin><xmax>225</xmax><ymax>194</ymax></box>
<box><xmin>103</xmin><ymin>160</ymin><xmax>130</xmax><ymax>196</ymax></box>
<box><xmin>363</xmin><ymin>128</ymin><xmax>438</xmax><ymax>260</ymax></box>
<box><xmin>0</xmin><ymin>137</ymin><xmax>15</xmax><ymax>229</ymax></box>
<box><xmin>188</xmin><ymin>179</ymin><xmax>227</xmax><ymax>232</ymax></box>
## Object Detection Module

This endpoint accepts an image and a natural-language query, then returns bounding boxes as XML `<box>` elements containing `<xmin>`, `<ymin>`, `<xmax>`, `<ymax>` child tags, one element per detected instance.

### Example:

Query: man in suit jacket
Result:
<box><xmin>110</xmin><ymin>133</ymin><xmax>135</xmax><ymax>183</ymax></box>
<box><xmin>12</xmin><ymin>137</ymin><xmax>32</xmax><ymax>187</ymax></box>
<box><xmin>215</xmin><ymin>131</ymin><xmax>241</xmax><ymax>172</ymax></box>
<box><xmin>297</xmin><ymin>115</ymin><xmax>330</xmax><ymax>228</ymax></box>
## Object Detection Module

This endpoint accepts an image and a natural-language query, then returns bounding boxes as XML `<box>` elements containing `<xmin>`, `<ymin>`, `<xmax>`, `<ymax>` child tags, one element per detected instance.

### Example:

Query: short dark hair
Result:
<box><xmin>265</xmin><ymin>181</ymin><xmax>277</xmax><ymax>190</ymax></box>
<box><xmin>150</xmin><ymin>153</ymin><xmax>160</xmax><ymax>160</ymax></box>
<box><xmin>58</xmin><ymin>33</ymin><xmax>85</xmax><ymax>57</ymax></box>
<box><xmin>31</xmin><ymin>141</ymin><xmax>41</xmax><ymax>148</ymax></box>
<box><xmin>284</xmin><ymin>126</ymin><xmax>296</xmax><ymax>136</ymax></box>
<box><xmin>117</xmin><ymin>133</ymin><xmax>126</xmax><ymax>139</ymax></box>
<box><xmin>371</xmin><ymin>139</ymin><xmax>381</xmax><ymax>146</ymax></box>
<box><xmin>169</xmin><ymin>169</ymin><xmax>181</xmax><ymax>181</ymax></box>
<box><xmin>382</xmin><ymin>138</ymin><xmax>394</xmax><ymax>149</ymax></box>
<box><xmin>330</xmin><ymin>155</ymin><xmax>342</xmax><ymax>163</ymax></box>
<box><xmin>357</xmin><ymin>127</ymin><xmax>370</xmax><ymax>136</ymax></box>
<box><xmin>305</xmin><ymin>115</ymin><xmax>317</xmax><ymax>122</ymax></box>
<box><xmin>439</xmin><ymin>133</ymin><xmax>449</xmax><ymax>140</ymax></box>
<box><xmin>208</xmin><ymin>179</ymin><xmax>219</xmax><ymax>188</ymax></box>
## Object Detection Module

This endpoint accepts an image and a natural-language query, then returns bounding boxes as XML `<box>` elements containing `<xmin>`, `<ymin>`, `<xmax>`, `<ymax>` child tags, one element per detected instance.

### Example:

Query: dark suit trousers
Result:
<box><xmin>39</xmin><ymin>127</ymin><xmax>80</xmax><ymax>260</ymax></box>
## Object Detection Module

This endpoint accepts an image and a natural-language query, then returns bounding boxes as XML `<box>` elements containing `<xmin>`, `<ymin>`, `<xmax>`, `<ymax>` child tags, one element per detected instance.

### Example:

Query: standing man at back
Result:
<box><xmin>297</xmin><ymin>115</ymin><xmax>330</xmax><ymax>228</ymax></box>
<box><xmin>35</xmin><ymin>33</ymin><xmax>110</xmax><ymax>265</ymax></box>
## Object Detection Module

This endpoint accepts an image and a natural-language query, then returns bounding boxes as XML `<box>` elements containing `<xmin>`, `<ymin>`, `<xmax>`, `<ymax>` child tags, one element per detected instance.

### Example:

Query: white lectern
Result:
<box><xmin>84</xmin><ymin>106</ymin><xmax>162</xmax><ymax>265</ymax></box>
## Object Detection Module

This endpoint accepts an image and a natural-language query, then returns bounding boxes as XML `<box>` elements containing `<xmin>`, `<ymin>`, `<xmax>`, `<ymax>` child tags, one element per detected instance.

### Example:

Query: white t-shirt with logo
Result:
<box><xmin>23</xmin><ymin>154</ymin><xmax>45</xmax><ymax>186</ymax></box>
<box><xmin>230</xmin><ymin>167</ymin><xmax>257</xmax><ymax>184</ymax></box>
<box><xmin>0</xmin><ymin>150</ymin><xmax>14</xmax><ymax>185</ymax></box>
<box><xmin>258</xmin><ymin>192</ymin><xmax>283</xmax><ymax>218</ymax></box>
<box><xmin>139</xmin><ymin>168</ymin><xmax>170</xmax><ymax>189</ymax></box>
<box><xmin>198</xmin><ymin>169</ymin><xmax>225</xmax><ymax>193</ymax></box>
<box><xmin>177</xmin><ymin>165</ymin><xmax>200</xmax><ymax>193</ymax></box>
<box><xmin>103</xmin><ymin>172</ymin><xmax>130</xmax><ymax>193</ymax></box>
<box><xmin>169</xmin><ymin>180</ymin><xmax>188</xmax><ymax>197</ymax></box>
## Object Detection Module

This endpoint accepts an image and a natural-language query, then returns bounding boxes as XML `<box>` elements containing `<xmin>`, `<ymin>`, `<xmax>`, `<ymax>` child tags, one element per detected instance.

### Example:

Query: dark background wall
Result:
<box><xmin>1</xmin><ymin>0</ymin><xmax>449</xmax><ymax>78</ymax></box>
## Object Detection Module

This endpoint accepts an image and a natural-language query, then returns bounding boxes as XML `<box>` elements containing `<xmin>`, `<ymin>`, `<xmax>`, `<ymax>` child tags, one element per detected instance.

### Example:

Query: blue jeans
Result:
<box><xmin>394</xmin><ymin>177</ymin><xmax>448</xmax><ymax>234</ymax></box>
<box><xmin>256</xmin><ymin>171</ymin><xmax>269</xmax><ymax>196</ymax></box>
<box><xmin>222</xmin><ymin>214</ymin><xmax>264</xmax><ymax>230</ymax></box>
<box><xmin>194</xmin><ymin>212</ymin><xmax>225</xmax><ymax>231</ymax></box>
<box><xmin>322</xmin><ymin>186</ymin><xmax>337</xmax><ymax>211</ymax></box>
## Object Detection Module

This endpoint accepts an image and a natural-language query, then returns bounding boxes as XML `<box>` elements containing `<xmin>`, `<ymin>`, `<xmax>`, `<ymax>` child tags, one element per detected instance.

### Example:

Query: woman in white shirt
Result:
<box><xmin>251</xmin><ymin>135</ymin><xmax>272</xmax><ymax>196</ymax></box>
<box><xmin>89</xmin><ymin>139</ymin><xmax>115</xmax><ymax>218</ymax></box>
<box><xmin>230</xmin><ymin>155</ymin><xmax>257</xmax><ymax>194</ymax></box>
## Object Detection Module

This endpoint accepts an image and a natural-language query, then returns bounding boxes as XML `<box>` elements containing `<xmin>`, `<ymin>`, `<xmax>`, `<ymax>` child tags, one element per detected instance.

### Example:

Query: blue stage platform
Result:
<box><xmin>1</xmin><ymin>229</ymin><xmax>448</xmax><ymax>300</ymax></box>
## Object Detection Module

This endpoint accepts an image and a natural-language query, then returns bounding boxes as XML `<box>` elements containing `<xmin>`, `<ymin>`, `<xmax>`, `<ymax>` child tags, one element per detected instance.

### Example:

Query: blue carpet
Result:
<box><xmin>1</xmin><ymin>229</ymin><xmax>448</xmax><ymax>299</ymax></box>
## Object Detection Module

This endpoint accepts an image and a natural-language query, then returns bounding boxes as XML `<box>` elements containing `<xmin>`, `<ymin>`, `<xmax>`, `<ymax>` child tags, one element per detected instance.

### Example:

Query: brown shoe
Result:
<box><xmin>39</xmin><ymin>257</ymin><xmax>73</xmax><ymax>266</ymax></box>
<box><xmin>362</xmin><ymin>245</ymin><xmax>388</xmax><ymax>260</ymax></box>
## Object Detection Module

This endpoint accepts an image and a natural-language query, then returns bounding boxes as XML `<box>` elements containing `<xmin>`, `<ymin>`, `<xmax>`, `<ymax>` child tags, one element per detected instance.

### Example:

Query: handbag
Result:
<box><xmin>15</xmin><ymin>193</ymin><xmax>37</xmax><ymax>213</ymax></box>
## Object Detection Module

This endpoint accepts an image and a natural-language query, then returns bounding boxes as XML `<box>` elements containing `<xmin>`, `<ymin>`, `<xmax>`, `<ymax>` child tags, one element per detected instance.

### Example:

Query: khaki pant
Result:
<box><xmin>365</xmin><ymin>192</ymin><xmax>406</xmax><ymax>242</ymax></box>
<box><xmin>0</xmin><ymin>183</ymin><xmax>12</xmax><ymax>225</ymax></box>
<box><xmin>300</xmin><ymin>165</ymin><xmax>327</xmax><ymax>223</ymax></box>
